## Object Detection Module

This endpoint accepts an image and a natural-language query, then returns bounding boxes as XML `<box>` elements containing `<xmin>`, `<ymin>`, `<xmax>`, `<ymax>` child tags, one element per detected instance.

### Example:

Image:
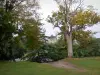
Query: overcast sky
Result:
<box><xmin>39</xmin><ymin>0</ymin><xmax>100</xmax><ymax>38</ymax></box>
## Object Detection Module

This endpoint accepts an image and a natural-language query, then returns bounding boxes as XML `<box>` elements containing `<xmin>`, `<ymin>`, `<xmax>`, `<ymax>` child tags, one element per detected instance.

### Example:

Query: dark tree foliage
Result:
<box><xmin>0</xmin><ymin>0</ymin><xmax>43</xmax><ymax>61</ymax></box>
<box><xmin>0</xmin><ymin>0</ymin><xmax>17</xmax><ymax>60</ymax></box>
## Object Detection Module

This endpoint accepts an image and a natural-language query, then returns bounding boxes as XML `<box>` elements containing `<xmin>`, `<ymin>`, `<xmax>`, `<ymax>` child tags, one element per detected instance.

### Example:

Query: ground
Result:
<box><xmin>47</xmin><ymin>60</ymin><xmax>87</xmax><ymax>72</ymax></box>
<box><xmin>0</xmin><ymin>57</ymin><xmax>100</xmax><ymax>75</ymax></box>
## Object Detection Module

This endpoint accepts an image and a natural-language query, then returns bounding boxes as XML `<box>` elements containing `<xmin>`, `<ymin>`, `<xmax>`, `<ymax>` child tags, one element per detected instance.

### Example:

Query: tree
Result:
<box><xmin>7</xmin><ymin>0</ymin><xmax>43</xmax><ymax>50</ymax></box>
<box><xmin>47</xmin><ymin>0</ymin><xmax>100</xmax><ymax>58</ymax></box>
<box><xmin>9</xmin><ymin>0</ymin><xmax>43</xmax><ymax>51</ymax></box>
<box><xmin>0</xmin><ymin>0</ymin><xmax>17</xmax><ymax>60</ymax></box>
<box><xmin>23</xmin><ymin>18</ymin><xmax>42</xmax><ymax>50</ymax></box>
<box><xmin>0</xmin><ymin>0</ymin><xmax>43</xmax><ymax>60</ymax></box>
<box><xmin>14</xmin><ymin>0</ymin><xmax>43</xmax><ymax>50</ymax></box>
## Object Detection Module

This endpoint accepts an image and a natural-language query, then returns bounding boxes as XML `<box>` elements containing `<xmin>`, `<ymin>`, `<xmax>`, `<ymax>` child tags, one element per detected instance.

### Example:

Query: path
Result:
<box><xmin>46</xmin><ymin>60</ymin><xmax>87</xmax><ymax>72</ymax></box>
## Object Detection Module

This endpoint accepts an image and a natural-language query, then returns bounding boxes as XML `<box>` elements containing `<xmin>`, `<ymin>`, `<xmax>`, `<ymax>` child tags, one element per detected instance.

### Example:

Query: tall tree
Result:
<box><xmin>0</xmin><ymin>0</ymin><xmax>17</xmax><ymax>60</ymax></box>
<box><xmin>14</xmin><ymin>0</ymin><xmax>43</xmax><ymax>50</ymax></box>
<box><xmin>0</xmin><ymin>0</ymin><xmax>43</xmax><ymax>60</ymax></box>
<box><xmin>47</xmin><ymin>0</ymin><xmax>100</xmax><ymax>57</ymax></box>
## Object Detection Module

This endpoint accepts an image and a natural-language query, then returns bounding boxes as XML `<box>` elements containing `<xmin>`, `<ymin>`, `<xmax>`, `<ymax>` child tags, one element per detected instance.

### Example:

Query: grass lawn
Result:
<box><xmin>0</xmin><ymin>57</ymin><xmax>100</xmax><ymax>75</ymax></box>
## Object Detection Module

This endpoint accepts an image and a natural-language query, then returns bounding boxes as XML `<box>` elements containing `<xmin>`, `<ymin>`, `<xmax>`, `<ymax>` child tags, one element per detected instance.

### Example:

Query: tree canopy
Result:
<box><xmin>0</xmin><ymin>0</ymin><xmax>43</xmax><ymax>60</ymax></box>
<box><xmin>47</xmin><ymin>0</ymin><xmax>100</xmax><ymax>57</ymax></box>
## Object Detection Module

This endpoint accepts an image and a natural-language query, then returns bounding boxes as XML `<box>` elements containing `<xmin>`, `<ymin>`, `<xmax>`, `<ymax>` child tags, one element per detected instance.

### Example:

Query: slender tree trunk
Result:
<box><xmin>66</xmin><ymin>32</ymin><xmax>73</xmax><ymax>58</ymax></box>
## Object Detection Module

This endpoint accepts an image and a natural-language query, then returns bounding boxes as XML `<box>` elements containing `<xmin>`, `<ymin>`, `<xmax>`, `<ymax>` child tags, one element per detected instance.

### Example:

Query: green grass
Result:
<box><xmin>0</xmin><ymin>57</ymin><xmax>100</xmax><ymax>75</ymax></box>
<box><xmin>65</xmin><ymin>57</ymin><xmax>100</xmax><ymax>75</ymax></box>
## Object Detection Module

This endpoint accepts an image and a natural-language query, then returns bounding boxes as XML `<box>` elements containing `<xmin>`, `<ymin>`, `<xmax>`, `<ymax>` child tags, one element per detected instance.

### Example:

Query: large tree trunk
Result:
<box><xmin>66</xmin><ymin>32</ymin><xmax>73</xmax><ymax>58</ymax></box>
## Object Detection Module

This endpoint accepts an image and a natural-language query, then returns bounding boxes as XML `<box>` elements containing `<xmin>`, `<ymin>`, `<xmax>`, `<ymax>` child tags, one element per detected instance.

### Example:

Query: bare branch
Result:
<box><xmin>73</xmin><ymin>0</ymin><xmax>84</xmax><ymax>12</ymax></box>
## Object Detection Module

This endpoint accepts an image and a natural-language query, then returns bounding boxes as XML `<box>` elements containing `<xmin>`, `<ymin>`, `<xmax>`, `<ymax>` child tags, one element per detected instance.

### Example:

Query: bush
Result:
<box><xmin>73</xmin><ymin>38</ymin><xmax>100</xmax><ymax>58</ymax></box>
<box><xmin>73</xmin><ymin>47</ymin><xmax>89</xmax><ymax>58</ymax></box>
<box><xmin>25</xmin><ymin>44</ymin><xmax>67</xmax><ymax>62</ymax></box>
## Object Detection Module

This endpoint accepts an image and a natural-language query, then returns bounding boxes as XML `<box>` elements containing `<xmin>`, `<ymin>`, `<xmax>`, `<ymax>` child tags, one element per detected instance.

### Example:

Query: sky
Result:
<box><xmin>39</xmin><ymin>0</ymin><xmax>100</xmax><ymax>38</ymax></box>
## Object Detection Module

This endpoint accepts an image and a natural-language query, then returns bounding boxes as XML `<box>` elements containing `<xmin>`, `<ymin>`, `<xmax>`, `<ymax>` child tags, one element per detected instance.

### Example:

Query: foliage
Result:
<box><xmin>73</xmin><ymin>45</ymin><xmax>89</xmax><ymax>58</ymax></box>
<box><xmin>0</xmin><ymin>36</ymin><xmax>26</xmax><ymax>60</ymax></box>
<box><xmin>73</xmin><ymin>30</ymin><xmax>93</xmax><ymax>48</ymax></box>
<box><xmin>86</xmin><ymin>38</ymin><xmax>100</xmax><ymax>56</ymax></box>
<box><xmin>73</xmin><ymin>38</ymin><xmax>100</xmax><ymax>58</ymax></box>
<box><xmin>23</xmin><ymin>43</ymin><xmax>67</xmax><ymax>62</ymax></box>
<box><xmin>14</xmin><ymin>0</ymin><xmax>43</xmax><ymax>50</ymax></box>
<box><xmin>46</xmin><ymin>44</ymin><xmax>67</xmax><ymax>61</ymax></box>
<box><xmin>47</xmin><ymin>0</ymin><xmax>100</xmax><ymax>57</ymax></box>
<box><xmin>0</xmin><ymin>3</ymin><xmax>17</xmax><ymax>60</ymax></box>
<box><xmin>22</xmin><ymin>19</ymin><xmax>42</xmax><ymax>50</ymax></box>
<box><xmin>0</xmin><ymin>0</ymin><xmax>42</xmax><ymax>60</ymax></box>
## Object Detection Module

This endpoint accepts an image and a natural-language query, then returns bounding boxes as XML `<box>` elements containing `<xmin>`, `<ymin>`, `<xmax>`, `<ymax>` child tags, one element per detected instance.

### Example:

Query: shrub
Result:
<box><xmin>24</xmin><ymin>44</ymin><xmax>67</xmax><ymax>62</ymax></box>
<box><xmin>73</xmin><ymin>38</ymin><xmax>100</xmax><ymax>57</ymax></box>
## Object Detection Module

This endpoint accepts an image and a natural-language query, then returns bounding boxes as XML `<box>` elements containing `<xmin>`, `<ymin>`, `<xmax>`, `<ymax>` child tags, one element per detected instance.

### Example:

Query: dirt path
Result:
<box><xmin>46</xmin><ymin>60</ymin><xmax>87</xmax><ymax>72</ymax></box>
